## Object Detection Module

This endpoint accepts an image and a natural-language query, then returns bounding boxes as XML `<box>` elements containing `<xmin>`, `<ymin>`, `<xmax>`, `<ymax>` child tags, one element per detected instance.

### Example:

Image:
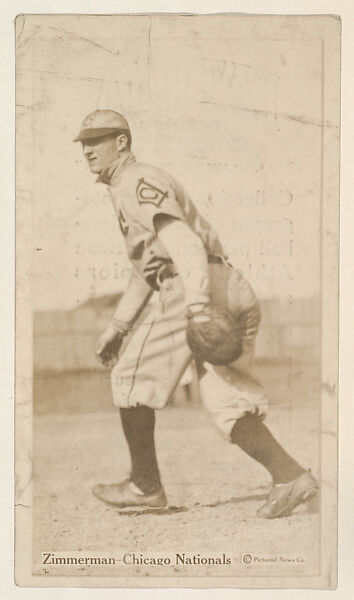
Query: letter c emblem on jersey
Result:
<box><xmin>136</xmin><ymin>178</ymin><xmax>168</xmax><ymax>207</ymax></box>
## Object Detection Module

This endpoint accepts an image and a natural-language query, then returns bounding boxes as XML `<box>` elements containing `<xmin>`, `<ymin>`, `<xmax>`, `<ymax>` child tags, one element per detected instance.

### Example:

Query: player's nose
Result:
<box><xmin>82</xmin><ymin>143</ymin><xmax>93</xmax><ymax>156</ymax></box>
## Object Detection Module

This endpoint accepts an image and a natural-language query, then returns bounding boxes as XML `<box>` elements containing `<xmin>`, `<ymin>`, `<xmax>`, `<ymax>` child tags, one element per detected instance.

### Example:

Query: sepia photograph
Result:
<box><xmin>15</xmin><ymin>13</ymin><xmax>339</xmax><ymax>588</ymax></box>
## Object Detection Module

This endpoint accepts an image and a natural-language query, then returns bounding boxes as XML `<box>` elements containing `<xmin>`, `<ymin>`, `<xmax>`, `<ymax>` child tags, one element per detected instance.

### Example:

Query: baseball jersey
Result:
<box><xmin>100</xmin><ymin>152</ymin><xmax>225</xmax><ymax>290</ymax></box>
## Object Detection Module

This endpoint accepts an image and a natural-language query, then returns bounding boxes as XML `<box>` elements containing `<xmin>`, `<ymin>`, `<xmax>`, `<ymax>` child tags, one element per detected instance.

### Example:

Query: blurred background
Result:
<box><xmin>16</xmin><ymin>15</ymin><xmax>325</xmax><ymax>414</ymax></box>
<box><xmin>32</xmin><ymin>292</ymin><xmax>319</xmax><ymax>414</ymax></box>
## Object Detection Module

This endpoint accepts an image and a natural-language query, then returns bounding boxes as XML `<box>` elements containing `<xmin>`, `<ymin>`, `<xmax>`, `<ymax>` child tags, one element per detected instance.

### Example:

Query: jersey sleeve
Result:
<box><xmin>123</xmin><ymin>171</ymin><xmax>185</xmax><ymax>232</ymax></box>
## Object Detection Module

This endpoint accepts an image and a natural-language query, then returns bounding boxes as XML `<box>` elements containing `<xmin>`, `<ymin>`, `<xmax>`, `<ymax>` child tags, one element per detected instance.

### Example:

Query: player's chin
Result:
<box><xmin>87</xmin><ymin>161</ymin><xmax>101</xmax><ymax>174</ymax></box>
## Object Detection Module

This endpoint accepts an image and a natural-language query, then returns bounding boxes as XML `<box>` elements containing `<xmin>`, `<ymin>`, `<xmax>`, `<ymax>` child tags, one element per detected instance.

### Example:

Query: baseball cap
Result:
<box><xmin>73</xmin><ymin>109</ymin><xmax>130</xmax><ymax>142</ymax></box>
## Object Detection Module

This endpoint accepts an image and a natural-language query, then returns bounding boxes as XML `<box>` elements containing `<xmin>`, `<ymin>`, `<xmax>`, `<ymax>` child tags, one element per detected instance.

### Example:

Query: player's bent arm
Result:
<box><xmin>95</xmin><ymin>268</ymin><xmax>153</xmax><ymax>366</ymax></box>
<box><xmin>154</xmin><ymin>215</ymin><xmax>211</xmax><ymax>308</ymax></box>
<box><xmin>110</xmin><ymin>267</ymin><xmax>153</xmax><ymax>331</ymax></box>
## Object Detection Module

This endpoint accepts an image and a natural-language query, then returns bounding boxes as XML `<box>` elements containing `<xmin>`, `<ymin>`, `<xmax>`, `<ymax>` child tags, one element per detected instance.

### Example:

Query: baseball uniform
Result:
<box><xmin>75</xmin><ymin>110</ymin><xmax>318</xmax><ymax>518</ymax></box>
<box><xmin>100</xmin><ymin>151</ymin><xmax>268</xmax><ymax>440</ymax></box>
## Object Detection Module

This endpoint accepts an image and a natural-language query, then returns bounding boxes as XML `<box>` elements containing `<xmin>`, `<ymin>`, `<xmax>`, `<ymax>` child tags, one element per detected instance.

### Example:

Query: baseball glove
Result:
<box><xmin>186</xmin><ymin>304</ymin><xmax>243</xmax><ymax>366</ymax></box>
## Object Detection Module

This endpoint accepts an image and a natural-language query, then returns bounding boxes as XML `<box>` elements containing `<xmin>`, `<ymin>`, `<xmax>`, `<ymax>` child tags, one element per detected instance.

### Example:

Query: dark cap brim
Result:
<box><xmin>73</xmin><ymin>127</ymin><xmax>122</xmax><ymax>142</ymax></box>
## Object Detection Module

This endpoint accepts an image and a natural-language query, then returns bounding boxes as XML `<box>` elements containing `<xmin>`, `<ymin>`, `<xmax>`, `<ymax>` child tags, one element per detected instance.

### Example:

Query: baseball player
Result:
<box><xmin>74</xmin><ymin>109</ymin><xmax>318</xmax><ymax>519</ymax></box>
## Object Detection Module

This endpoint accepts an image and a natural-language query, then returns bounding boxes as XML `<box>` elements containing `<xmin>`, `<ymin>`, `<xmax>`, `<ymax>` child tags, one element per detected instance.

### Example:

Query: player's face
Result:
<box><xmin>81</xmin><ymin>135</ymin><xmax>119</xmax><ymax>174</ymax></box>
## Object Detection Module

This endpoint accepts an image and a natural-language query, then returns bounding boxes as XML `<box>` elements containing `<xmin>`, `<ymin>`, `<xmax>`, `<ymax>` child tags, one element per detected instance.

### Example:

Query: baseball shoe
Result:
<box><xmin>92</xmin><ymin>479</ymin><xmax>168</xmax><ymax>509</ymax></box>
<box><xmin>257</xmin><ymin>470</ymin><xmax>319</xmax><ymax>519</ymax></box>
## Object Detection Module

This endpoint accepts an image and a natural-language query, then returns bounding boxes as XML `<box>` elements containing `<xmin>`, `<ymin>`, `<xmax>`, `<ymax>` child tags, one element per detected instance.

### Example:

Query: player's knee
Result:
<box><xmin>230</xmin><ymin>410</ymin><xmax>265</xmax><ymax>444</ymax></box>
<box><xmin>209</xmin><ymin>404</ymin><xmax>268</xmax><ymax>443</ymax></box>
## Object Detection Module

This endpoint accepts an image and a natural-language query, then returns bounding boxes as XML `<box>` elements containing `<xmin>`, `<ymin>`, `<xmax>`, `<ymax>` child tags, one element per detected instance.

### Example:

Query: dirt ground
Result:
<box><xmin>33</xmin><ymin>360</ymin><xmax>320</xmax><ymax>579</ymax></box>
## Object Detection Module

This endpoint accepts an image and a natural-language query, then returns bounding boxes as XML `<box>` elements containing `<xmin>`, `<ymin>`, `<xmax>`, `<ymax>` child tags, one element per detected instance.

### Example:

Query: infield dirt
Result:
<box><xmin>33</xmin><ymin>360</ymin><xmax>320</xmax><ymax>578</ymax></box>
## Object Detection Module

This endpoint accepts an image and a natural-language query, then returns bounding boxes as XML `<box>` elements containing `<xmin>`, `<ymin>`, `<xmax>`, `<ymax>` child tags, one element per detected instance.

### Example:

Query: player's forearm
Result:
<box><xmin>111</xmin><ymin>269</ymin><xmax>153</xmax><ymax>330</ymax></box>
<box><xmin>156</xmin><ymin>219</ymin><xmax>211</xmax><ymax>307</ymax></box>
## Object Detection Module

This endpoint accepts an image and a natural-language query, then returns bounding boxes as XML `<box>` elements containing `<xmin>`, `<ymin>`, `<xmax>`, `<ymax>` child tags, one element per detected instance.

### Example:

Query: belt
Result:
<box><xmin>157</xmin><ymin>254</ymin><xmax>227</xmax><ymax>287</ymax></box>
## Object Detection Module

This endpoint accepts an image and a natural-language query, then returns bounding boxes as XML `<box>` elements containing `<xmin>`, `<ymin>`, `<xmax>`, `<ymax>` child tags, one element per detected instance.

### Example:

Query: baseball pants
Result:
<box><xmin>111</xmin><ymin>262</ymin><xmax>269</xmax><ymax>440</ymax></box>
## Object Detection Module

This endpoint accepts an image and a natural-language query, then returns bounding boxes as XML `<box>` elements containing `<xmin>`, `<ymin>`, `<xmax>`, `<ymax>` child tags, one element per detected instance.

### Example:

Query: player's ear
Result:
<box><xmin>116</xmin><ymin>133</ymin><xmax>128</xmax><ymax>152</ymax></box>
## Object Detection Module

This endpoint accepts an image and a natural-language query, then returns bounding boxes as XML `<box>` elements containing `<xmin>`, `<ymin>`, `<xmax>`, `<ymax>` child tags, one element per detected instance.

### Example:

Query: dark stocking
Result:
<box><xmin>231</xmin><ymin>413</ymin><xmax>305</xmax><ymax>484</ymax></box>
<box><xmin>120</xmin><ymin>406</ymin><xmax>162</xmax><ymax>494</ymax></box>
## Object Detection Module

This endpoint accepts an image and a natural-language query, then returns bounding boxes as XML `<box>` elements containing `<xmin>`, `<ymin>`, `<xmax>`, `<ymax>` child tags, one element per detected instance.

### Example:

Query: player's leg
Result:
<box><xmin>92</xmin><ymin>403</ymin><xmax>167</xmax><ymax>508</ymax></box>
<box><xmin>92</xmin><ymin>282</ymin><xmax>191</xmax><ymax>508</ymax></box>
<box><xmin>119</xmin><ymin>405</ymin><xmax>161</xmax><ymax>495</ymax></box>
<box><xmin>203</xmin><ymin>266</ymin><xmax>318</xmax><ymax>517</ymax></box>
<box><xmin>230</xmin><ymin>412</ymin><xmax>318</xmax><ymax>518</ymax></box>
<box><xmin>230</xmin><ymin>412</ymin><xmax>304</xmax><ymax>485</ymax></box>
<box><xmin>200</xmin><ymin>356</ymin><xmax>318</xmax><ymax>518</ymax></box>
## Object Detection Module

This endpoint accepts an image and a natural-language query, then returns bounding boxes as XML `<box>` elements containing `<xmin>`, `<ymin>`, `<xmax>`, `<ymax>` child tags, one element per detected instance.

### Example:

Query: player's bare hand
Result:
<box><xmin>95</xmin><ymin>326</ymin><xmax>124</xmax><ymax>367</ymax></box>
